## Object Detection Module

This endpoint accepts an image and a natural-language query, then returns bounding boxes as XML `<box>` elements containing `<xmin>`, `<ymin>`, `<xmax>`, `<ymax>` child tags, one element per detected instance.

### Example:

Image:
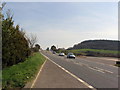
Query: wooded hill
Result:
<box><xmin>67</xmin><ymin>40</ymin><xmax>119</xmax><ymax>51</ymax></box>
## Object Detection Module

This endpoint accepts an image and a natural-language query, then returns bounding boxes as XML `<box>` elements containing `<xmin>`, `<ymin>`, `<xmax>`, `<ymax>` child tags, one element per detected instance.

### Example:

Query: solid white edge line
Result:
<box><xmin>41</xmin><ymin>52</ymin><xmax>96</xmax><ymax>90</ymax></box>
<box><xmin>30</xmin><ymin>59</ymin><xmax>47</xmax><ymax>89</ymax></box>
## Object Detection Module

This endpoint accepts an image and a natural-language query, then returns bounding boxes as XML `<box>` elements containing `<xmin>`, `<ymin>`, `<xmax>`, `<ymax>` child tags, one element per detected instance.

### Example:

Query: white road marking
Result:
<box><xmin>77</xmin><ymin>57</ymin><xmax>118</xmax><ymax>68</ymax></box>
<box><xmin>88</xmin><ymin>65</ymin><xmax>114</xmax><ymax>74</ymax></box>
<box><xmin>95</xmin><ymin>67</ymin><xmax>113</xmax><ymax>74</ymax></box>
<box><xmin>41</xmin><ymin>52</ymin><xmax>96</xmax><ymax>90</ymax></box>
<box><xmin>99</xmin><ymin>58</ymin><xmax>118</xmax><ymax>61</ymax></box>
<box><xmin>88</xmin><ymin>66</ymin><xmax>105</xmax><ymax>73</ymax></box>
<box><xmin>87</xmin><ymin>57</ymin><xmax>118</xmax><ymax>61</ymax></box>
<box><xmin>30</xmin><ymin>59</ymin><xmax>47</xmax><ymax>89</ymax></box>
<box><xmin>48</xmin><ymin>53</ymin><xmax>115</xmax><ymax>74</ymax></box>
<box><xmin>59</xmin><ymin>56</ymin><xmax>113</xmax><ymax>74</ymax></box>
<box><xmin>75</xmin><ymin>62</ymin><xmax>83</xmax><ymax>66</ymax></box>
<box><xmin>87</xmin><ymin>66</ymin><xmax>114</xmax><ymax>74</ymax></box>
<box><xmin>93</xmin><ymin>62</ymin><xmax>118</xmax><ymax>68</ymax></box>
<box><xmin>71</xmin><ymin>61</ymin><xmax>106</xmax><ymax>74</ymax></box>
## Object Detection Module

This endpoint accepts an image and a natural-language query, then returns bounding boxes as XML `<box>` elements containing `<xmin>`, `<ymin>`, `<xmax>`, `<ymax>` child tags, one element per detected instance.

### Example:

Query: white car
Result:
<box><xmin>59</xmin><ymin>53</ymin><xmax>65</xmax><ymax>56</ymax></box>
<box><xmin>67</xmin><ymin>53</ymin><xmax>75</xmax><ymax>59</ymax></box>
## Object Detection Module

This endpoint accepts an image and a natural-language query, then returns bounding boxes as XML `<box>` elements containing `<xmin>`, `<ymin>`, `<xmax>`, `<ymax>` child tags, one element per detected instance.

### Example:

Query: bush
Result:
<box><xmin>2</xmin><ymin>16</ymin><xmax>31</xmax><ymax>68</ymax></box>
<box><xmin>2</xmin><ymin>53</ymin><xmax>46</xmax><ymax>89</ymax></box>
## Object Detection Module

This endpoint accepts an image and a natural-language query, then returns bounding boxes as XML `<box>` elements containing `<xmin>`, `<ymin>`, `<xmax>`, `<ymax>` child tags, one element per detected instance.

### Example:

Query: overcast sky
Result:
<box><xmin>3</xmin><ymin>2</ymin><xmax>118</xmax><ymax>49</ymax></box>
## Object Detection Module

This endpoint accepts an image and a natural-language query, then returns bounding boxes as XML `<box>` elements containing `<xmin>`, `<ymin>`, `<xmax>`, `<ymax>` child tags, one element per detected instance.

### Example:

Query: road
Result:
<box><xmin>41</xmin><ymin>51</ymin><xmax>119</xmax><ymax>88</ymax></box>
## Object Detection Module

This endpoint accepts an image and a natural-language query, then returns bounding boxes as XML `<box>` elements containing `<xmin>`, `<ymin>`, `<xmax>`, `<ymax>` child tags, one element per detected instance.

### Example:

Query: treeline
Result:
<box><xmin>48</xmin><ymin>40</ymin><xmax>120</xmax><ymax>58</ymax></box>
<box><xmin>2</xmin><ymin>4</ymin><xmax>40</xmax><ymax>68</ymax></box>
<box><xmin>68</xmin><ymin>40</ymin><xmax>120</xmax><ymax>51</ymax></box>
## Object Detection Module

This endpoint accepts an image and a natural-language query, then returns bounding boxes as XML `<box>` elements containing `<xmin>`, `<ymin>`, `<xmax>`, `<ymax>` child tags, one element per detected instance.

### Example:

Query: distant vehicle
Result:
<box><xmin>59</xmin><ymin>53</ymin><xmax>65</xmax><ymax>56</ymax></box>
<box><xmin>67</xmin><ymin>53</ymin><xmax>75</xmax><ymax>59</ymax></box>
<box><xmin>53</xmin><ymin>51</ymin><xmax>56</xmax><ymax>54</ymax></box>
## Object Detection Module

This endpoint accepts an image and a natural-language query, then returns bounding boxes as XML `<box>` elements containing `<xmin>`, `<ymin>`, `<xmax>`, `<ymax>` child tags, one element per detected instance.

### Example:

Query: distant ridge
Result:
<box><xmin>67</xmin><ymin>40</ymin><xmax>119</xmax><ymax>51</ymax></box>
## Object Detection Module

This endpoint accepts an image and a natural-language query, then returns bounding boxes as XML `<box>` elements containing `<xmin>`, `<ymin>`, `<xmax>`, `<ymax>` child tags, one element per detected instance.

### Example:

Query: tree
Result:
<box><xmin>0</xmin><ymin>2</ymin><xmax>6</xmax><ymax>22</ymax></box>
<box><xmin>46</xmin><ymin>47</ymin><xmax>49</xmax><ymax>51</ymax></box>
<box><xmin>51</xmin><ymin>45</ymin><xmax>57</xmax><ymax>51</ymax></box>
<box><xmin>0</xmin><ymin>3</ymin><xmax>5</xmax><ymax>63</ymax></box>
<box><xmin>2</xmin><ymin>6</ymin><xmax>31</xmax><ymax>68</ymax></box>
<box><xmin>35</xmin><ymin>44</ymin><xmax>40</xmax><ymax>49</ymax></box>
<box><xmin>26</xmin><ymin>33</ymin><xmax>37</xmax><ymax>48</ymax></box>
<box><xmin>32</xmin><ymin>44</ymin><xmax>40</xmax><ymax>52</ymax></box>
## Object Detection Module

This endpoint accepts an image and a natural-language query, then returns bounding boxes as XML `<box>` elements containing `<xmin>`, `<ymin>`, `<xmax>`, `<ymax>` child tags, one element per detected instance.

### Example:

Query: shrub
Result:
<box><xmin>2</xmin><ymin>15</ymin><xmax>31</xmax><ymax>68</ymax></box>
<box><xmin>2</xmin><ymin>53</ymin><xmax>46</xmax><ymax>89</ymax></box>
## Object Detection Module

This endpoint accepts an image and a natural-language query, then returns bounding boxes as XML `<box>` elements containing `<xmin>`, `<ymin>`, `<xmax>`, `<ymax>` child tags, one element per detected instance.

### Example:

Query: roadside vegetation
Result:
<box><xmin>2</xmin><ymin>52</ymin><xmax>46</xmax><ymax>89</ymax></box>
<box><xmin>68</xmin><ymin>40</ymin><xmax>119</xmax><ymax>51</ymax></box>
<box><xmin>2</xmin><ymin>4</ymin><xmax>31</xmax><ymax>68</ymax></box>
<box><xmin>68</xmin><ymin>49</ymin><xmax>120</xmax><ymax>57</ymax></box>
<box><xmin>2</xmin><ymin>3</ymin><xmax>40</xmax><ymax>69</ymax></box>
<box><xmin>56</xmin><ymin>48</ymin><xmax>120</xmax><ymax>58</ymax></box>
<box><xmin>2</xmin><ymin>3</ymin><xmax>45</xmax><ymax>89</ymax></box>
<box><xmin>64</xmin><ymin>39</ymin><xmax>120</xmax><ymax>58</ymax></box>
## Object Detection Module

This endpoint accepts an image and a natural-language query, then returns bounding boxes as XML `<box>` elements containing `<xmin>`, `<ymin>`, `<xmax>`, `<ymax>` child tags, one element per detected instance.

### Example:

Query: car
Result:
<box><xmin>67</xmin><ymin>53</ymin><xmax>75</xmax><ymax>59</ymax></box>
<box><xmin>59</xmin><ymin>53</ymin><xmax>65</xmax><ymax>56</ymax></box>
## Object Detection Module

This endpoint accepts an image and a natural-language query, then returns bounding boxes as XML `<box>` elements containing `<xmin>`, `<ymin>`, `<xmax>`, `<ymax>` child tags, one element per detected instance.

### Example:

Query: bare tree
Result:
<box><xmin>26</xmin><ymin>33</ymin><xmax>37</xmax><ymax>48</ymax></box>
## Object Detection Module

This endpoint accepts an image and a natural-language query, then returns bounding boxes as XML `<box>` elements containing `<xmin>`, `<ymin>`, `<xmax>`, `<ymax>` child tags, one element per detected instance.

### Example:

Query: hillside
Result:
<box><xmin>67</xmin><ymin>40</ymin><xmax>119</xmax><ymax>51</ymax></box>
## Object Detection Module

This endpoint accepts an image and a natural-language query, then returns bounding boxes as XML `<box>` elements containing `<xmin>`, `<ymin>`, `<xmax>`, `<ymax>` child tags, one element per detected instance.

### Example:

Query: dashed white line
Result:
<box><xmin>88</xmin><ymin>66</ymin><xmax>105</xmax><ymax>73</ymax></box>
<box><xmin>77</xmin><ymin>57</ymin><xmax>118</xmax><ymax>68</ymax></box>
<box><xmin>41</xmin><ymin>52</ymin><xmax>96</xmax><ymax>90</ymax></box>
<box><xmin>95</xmin><ymin>67</ymin><xmax>113</xmax><ymax>74</ymax></box>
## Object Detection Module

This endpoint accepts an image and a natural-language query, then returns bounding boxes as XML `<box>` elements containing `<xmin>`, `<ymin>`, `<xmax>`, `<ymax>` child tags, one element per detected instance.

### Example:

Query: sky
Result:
<box><xmin>3</xmin><ymin>2</ymin><xmax>118</xmax><ymax>49</ymax></box>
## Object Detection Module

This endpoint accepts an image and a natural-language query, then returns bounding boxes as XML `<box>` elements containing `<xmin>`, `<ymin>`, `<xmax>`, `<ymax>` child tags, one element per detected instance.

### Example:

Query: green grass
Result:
<box><xmin>0</xmin><ymin>70</ymin><xmax>2</xmax><ymax>88</ymax></box>
<box><xmin>2</xmin><ymin>52</ymin><xmax>46</xmax><ymax>89</ymax></box>
<box><xmin>66</xmin><ymin>49</ymin><xmax>120</xmax><ymax>57</ymax></box>
<box><xmin>69</xmin><ymin>49</ymin><xmax>119</xmax><ymax>54</ymax></box>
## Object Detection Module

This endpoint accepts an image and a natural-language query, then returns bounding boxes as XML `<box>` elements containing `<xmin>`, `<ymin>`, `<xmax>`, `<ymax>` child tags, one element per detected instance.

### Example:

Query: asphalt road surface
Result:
<box><xmin>41</xmin><ymin>51</ymin><xmax>119</xmax><ymax>88</ymax></box>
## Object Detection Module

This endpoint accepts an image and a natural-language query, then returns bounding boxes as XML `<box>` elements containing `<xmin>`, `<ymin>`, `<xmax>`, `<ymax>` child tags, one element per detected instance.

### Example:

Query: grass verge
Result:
<box><xmin>2</xmin><ymin>52</ymin><xmax>46</xmax><ymax>89</ymax></box>
<box><xmin>57</xmin><ymin>49</ymin><xmax>120</xmax><ymax>58</ymax></box>
<box><xmin>69</xmin><ymin>49</ymin><xmax>119</xmax><ymax>54</ymax></box>
<box><xmin>68</xmin><ymin>49</ymin><xmax>120</xmax><ymax>57</ymax></box>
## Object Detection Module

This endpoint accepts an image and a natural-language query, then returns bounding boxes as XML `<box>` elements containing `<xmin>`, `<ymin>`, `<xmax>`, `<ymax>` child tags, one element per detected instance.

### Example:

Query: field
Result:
<box><xmin>69</xmin><ymin>49</ymin><xmax>119</xmax><ymax>54</ymax></box>
<box><xmin>57</xmin><ymin>49</ymin><xmax>120</xmax><ymax>58</ymax></box>
<box><xmin>2</xmin><ymin>52</ymin><xmax>46</xmax><ymax>89</ymax></box>
<box><xmin>69</xmin><ymin>49</ymin><xmax>120</xmax><ymax>57</ymax></box>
